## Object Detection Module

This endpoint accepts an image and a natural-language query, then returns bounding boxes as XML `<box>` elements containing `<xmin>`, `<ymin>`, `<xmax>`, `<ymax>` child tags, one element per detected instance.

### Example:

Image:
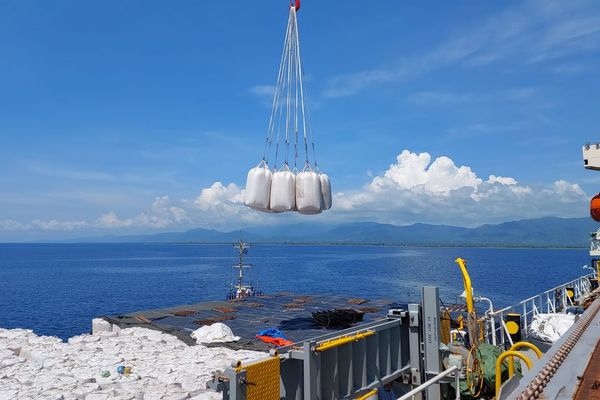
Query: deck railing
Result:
<box><xmin>485</xmin><ymin>273</ymin><xmax>595</xmax><ymax>347</ymax></box>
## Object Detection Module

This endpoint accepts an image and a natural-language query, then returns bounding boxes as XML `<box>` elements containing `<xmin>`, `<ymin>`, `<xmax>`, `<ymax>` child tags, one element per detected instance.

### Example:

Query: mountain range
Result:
<box><xmin>60</xmin><ymin>217</ymin><xmax>599</xmax><ymax>247</ymax></box>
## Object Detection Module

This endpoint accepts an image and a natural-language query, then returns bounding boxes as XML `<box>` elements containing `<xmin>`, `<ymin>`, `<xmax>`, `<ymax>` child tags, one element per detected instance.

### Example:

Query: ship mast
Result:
<box><xmin>233</xmin><ymin>240</ymin><xmax>251</xmax><ymax>293</ymax></box>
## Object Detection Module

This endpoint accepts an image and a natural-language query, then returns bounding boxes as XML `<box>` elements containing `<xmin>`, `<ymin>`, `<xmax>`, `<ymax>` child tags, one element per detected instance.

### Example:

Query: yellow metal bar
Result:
<box><xmin>315</xmin><ymin>330</ymin><xmax>375</xmax><ymax>352</ymax></box>
<box><xmin>508</xmin><ymin>342</ymin><xmax>542</xmax><ymax>359</ymax></box>
<box><xmin>507</xmin><ymin>342</ymin><xmax>542</xmax><ymax>376</ymax></box>
<box><xmin>355</xmin><ymin>388</ymin><xmax>378</xmax><ymax>400</ymax></box>
<box><xmin>495</xmin><ymin>351</ymin><xmax>532</xmax><ymax>398</ymax></box>
<box><xmin>455</xmin><ymin>257</ymin><xmax>480</xmax><ymax>347</ymax></box>
<box><xmin>455</xmin><ymin>258</ymin><xmax>474</xmax><ymax>313</ymax></box>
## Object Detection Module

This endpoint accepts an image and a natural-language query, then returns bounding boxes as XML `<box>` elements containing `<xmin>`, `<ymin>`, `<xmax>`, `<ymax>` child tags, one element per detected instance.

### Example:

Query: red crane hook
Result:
<box><xmin>290</xmin><ymin>0</ymin><xmax>300</xmax><ymax>11</ymax></box>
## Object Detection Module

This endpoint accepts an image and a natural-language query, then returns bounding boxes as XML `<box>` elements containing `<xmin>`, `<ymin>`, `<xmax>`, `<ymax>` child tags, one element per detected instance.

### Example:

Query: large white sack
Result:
<box><xmin>92</xmin><ymin>318</ymin><xmax>112</xmax><ymax>335</ymax></box>
<box><xmin>244</xmin><ymin>162</ymin><xmax>272</xmax><ymax>211</ymax></box>
<box><xmin>296</xmin><ymin>169</ymin><xmax>322</xmax><ymax>214</ymax></box>
<box><xmin>528</xmin><ymin>313</ymin><xmax>575</xmax><ymax>342</ymax></box>
<box><xmin>191</xmin><ymin>323</ymin><xmax>240</xmax><ymax>344</ymax></box>
<box><xmin>319</xmin><ymin>173</ymin><xmax>332</xmax><ymax>210</ymax></box>
<box><xmin>270</xmin><ymin>166</ymin><xmax>296</xmax><ymax>212</ymax></box>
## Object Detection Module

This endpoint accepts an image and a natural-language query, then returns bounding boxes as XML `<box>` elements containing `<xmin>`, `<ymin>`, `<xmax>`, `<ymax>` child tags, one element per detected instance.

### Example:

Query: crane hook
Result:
<box><xmin>290</xmin><ymin>0</ymin><xmax>300</xmax><ymax>11</ymax></box>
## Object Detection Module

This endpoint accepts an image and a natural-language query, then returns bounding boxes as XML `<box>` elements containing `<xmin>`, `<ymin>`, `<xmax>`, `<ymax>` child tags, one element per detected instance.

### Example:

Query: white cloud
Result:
<box><xmin>332</xmin><ymin>150</ymin><xmax>587</xmax><ymax>226</ymax></box>
<box><xmin>487</xmin><ymin>175</ymin><xmax>518</xmax><ymax>185</ymax></box>
<box><xmin>31</xmin><ymin>219</ymin><xmax>88</xmax><ymax>231</ymax></box>
<box><xmin>135</xmin><ymin>196</ymin><xmax>190</xmax><ymax>228</ymax></box>
<box><xmin>194</xmin><ymin>182</ymin><xmax>243</xmax><ymax>210</ymax></box>
<box><xmin>324</xmin><ymin>1</ymin><xmax>600</xmax><ymax>98</ymax></box>
<box><xmin>97</xmin><ymin>197</ymin><xmax>190</xmax><ymax>229</ymax></box>
<box><xmin>190</xmin><ymin>182</ymin><xmax>268</xmax><ymax>226</ymax></box>
<box><xmin>1</xmin><ymin>150</ymin><xmax>589</xmax><ymax>233</ymax></box>
<box><xmin>0</xmin><ymin>220</ymin><xmax>30</xmax><ymax>231</ymax></box>
<box><xmin>96</xmin><ymin>211</ymin><xmax>133</xmax><ymax>228</ymax></box>
<box><xmin>407</xmin><ymin>88</ymin><xmax>537</xmax><ymax>106</ymax></box>
<box><xmin>248</xmin><ymin>85</ymin><xmax>276</xmax><ymax>98</ymax></box>
<box><xmin>370</xmin><ymin>150</ymin><xmax>482</xmax><ymax>195</ymax></box>
<box><xmin>0</xmin><ymin>219</ymin><xmax>89</xmax><ymax>231</ymax></box>
<box><xmin>90</xmin><ymin>185</ymin><xmax>260</xmax><ymax>232</ymax></box>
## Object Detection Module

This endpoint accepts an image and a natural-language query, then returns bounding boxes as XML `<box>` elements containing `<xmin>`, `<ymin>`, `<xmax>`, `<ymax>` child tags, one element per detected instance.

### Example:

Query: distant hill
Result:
<box><xmin>56</xmin><ymin>217</ymin><xmax>599</xmax><ymax>247</ymax></box>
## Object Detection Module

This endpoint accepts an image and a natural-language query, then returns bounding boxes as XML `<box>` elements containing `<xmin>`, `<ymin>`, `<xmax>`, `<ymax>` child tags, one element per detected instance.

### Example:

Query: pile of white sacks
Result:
<box><xmin>0</xmin><ymin>322</ymin><xmax>262</xmax><ymax>400</ymax></box>
<box><xmin>244</xmin><ymin>162</ymin><xmax>332</xmax><ymax>214</ymax></box>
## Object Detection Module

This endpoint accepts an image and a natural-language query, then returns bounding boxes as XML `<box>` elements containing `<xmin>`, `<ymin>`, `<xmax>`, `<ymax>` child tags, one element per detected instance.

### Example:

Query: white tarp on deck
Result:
<box><xmin>528</xmin><ymin>313</ymin><xmax>575</xmax><ymax>343</ymax></box>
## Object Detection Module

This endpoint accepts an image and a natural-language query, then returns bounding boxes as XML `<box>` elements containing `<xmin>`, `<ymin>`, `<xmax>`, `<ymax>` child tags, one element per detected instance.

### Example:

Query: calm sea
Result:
<box><xmin>0</xmin><ymin>243</ymin><xmax>589</xmax><ymax>340</ymax></box>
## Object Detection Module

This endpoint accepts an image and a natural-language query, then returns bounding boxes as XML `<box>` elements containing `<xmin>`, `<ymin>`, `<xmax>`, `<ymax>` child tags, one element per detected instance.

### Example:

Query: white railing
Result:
<box><xmin>397</xmin><ymin>365</ymin><xmax>460</xmax><ymax>400</ymax></box>
<box><xmin>590</xmin><ymin>238</ymin><xmax>600</xmax><ymax>253</ymax></box>
<box><xmin>484</xmin><ymin>273</ymin><xmax>595</xmax><ymax>347</ymax></box>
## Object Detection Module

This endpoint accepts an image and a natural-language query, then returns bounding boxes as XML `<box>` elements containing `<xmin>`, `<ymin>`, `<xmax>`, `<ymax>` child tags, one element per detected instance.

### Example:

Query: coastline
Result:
<box><xmin>6</xmin><ymin>241</ymin><xmax>587</xmax><ymax>250</ymax></box>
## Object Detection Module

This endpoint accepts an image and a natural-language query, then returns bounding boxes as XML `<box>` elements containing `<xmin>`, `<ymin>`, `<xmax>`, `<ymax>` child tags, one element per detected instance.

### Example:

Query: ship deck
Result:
<box><xmin>508</xmin><ymin>297</ymin><xmax>600</xmax><ymax>399</ymax></box>
<box><xmin>101</xmin><ymin>293</ymin><xmax>405</xmax><ymax>351</ymax></box>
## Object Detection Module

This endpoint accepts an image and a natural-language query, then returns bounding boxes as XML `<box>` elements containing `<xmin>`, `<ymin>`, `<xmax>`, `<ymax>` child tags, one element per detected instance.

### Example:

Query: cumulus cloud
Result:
<box><xmin>1</xmin><ymin>150</ymin><xmax>589</xmax><ymax>233</ymax></box>
<box><xmin>89</xmin><ymin>185</ymin><xmax>262</xmax><ymax>232</ymax></box>
<box><xmin>487</xmin><ymin>175</ymin><xmax>518</xmax><ymax>185</ymax></box>
<box><xmin>333</xmin><ymin>150</ymin><xmax>587</xmax><ymax>226</ymax></box>
<box><xmin>96</xmin><ymin>211</ymin><xmax>133</xmax><ymax>228</ymax></box>
<box><xmin>370</xmin><ymin>150</ymin><xmax>482</xmax><ymax>195</ymax></box>
<box><xmin>194</xmin><ymin>182</ymin><xmax>243</xmax><ymax>210</ymax></box>
<box><xmin>96</xmin><ymin>197</ymin><xmax>190</xmax><ymax>229</ymax></box>
<box><xmin>190</xmin><ymin>182</ymin><xmax>268</xmax><ymax>226</ymax></box>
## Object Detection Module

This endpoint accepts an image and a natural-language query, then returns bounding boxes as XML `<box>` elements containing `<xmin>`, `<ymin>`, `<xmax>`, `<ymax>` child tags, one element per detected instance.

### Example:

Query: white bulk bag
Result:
<box><xmin>244</xmin><ymin>161</ymin><xmax>272</xmax><ymax>211</ymax></box>
<box><xmin>270</xmin><ymin>165</ymin><xmax>296</xmax><ymax>212</ymax></box>
<box><xmin>319</xmin><ymin>173</ymin><xmax>332</xmax><ymax>210</ymax></box>
<box><xmin>296</xmin><ymin>166</ymin><xmax>322</xmax><ymax>214</ymax></box>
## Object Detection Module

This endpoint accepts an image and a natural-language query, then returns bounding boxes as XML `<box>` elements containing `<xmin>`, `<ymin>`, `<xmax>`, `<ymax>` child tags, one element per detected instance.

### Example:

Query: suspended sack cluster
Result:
<box><xmin>244</xmin><ymin>1</ymin><xmax>332</xmax><ymax>215</ymax></box>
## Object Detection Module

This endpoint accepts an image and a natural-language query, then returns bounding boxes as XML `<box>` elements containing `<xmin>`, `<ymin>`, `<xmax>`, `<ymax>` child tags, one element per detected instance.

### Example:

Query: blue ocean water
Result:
<box><xmin>0</xmin><ymin>243</ymin><xmax>589</xmax><ymax>340</ymax></box>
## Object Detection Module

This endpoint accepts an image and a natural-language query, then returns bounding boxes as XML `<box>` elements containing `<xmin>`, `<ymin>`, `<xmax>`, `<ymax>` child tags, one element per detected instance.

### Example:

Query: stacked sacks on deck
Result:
<box><xmin>243</xmin><ymin>3</ymin><xmax>332</xmax><ymax>215</ymax></box>
<box><xmin>0</xmin><ymin>325</ymin><xmax>262</xmax><ymax>399</ymax></box>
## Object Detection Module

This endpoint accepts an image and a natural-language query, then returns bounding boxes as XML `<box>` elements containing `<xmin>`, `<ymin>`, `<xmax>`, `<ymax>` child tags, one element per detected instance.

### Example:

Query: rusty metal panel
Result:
<box><xmin>574</xmin><ymin>340</ymin><xmax>600</xmax><ymax>400</ymax></box>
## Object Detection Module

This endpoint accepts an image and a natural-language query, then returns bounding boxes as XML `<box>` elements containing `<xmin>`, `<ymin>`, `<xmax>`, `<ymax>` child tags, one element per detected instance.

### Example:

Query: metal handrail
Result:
<box><xmin>493</xmin><ymin>273</ymin><xmax>594</xmax><ymax>315</ymax></box>
<box><xmin>397</xmin><ymin>365</ymin><xmax>459</xmax><ymax>400</ymax></box>
<box><xmin>484</xmin><ymin>273</ymin><xmax>595</xmax><ymax>346</ymax></box>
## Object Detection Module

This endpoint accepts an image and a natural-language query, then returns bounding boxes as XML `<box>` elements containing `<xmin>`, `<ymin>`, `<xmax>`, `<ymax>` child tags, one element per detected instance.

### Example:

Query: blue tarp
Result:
<box><xmin>257</xmin><ymin>327</ymin><xmax>288</xmax><ymax>340</ymax></box>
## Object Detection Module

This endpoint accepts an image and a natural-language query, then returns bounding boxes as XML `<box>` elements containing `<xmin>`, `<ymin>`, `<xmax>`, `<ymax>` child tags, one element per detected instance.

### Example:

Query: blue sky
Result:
<box><xmin>2</xmin><ymin>0</ymin><xmax>600</xmax><ymax>240</ymax></box>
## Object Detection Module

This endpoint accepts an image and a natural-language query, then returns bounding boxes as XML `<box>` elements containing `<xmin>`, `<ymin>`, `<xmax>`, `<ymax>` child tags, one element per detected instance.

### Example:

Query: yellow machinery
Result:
<box><xmin>454</xmin><ymin>258</ymin><xmax>544</xmax><ymax>399</ymax></box>
<box><xmin>455</xmin><ymin>257</ymin><xmax>480</xmax><ymax>347</ymax></box>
